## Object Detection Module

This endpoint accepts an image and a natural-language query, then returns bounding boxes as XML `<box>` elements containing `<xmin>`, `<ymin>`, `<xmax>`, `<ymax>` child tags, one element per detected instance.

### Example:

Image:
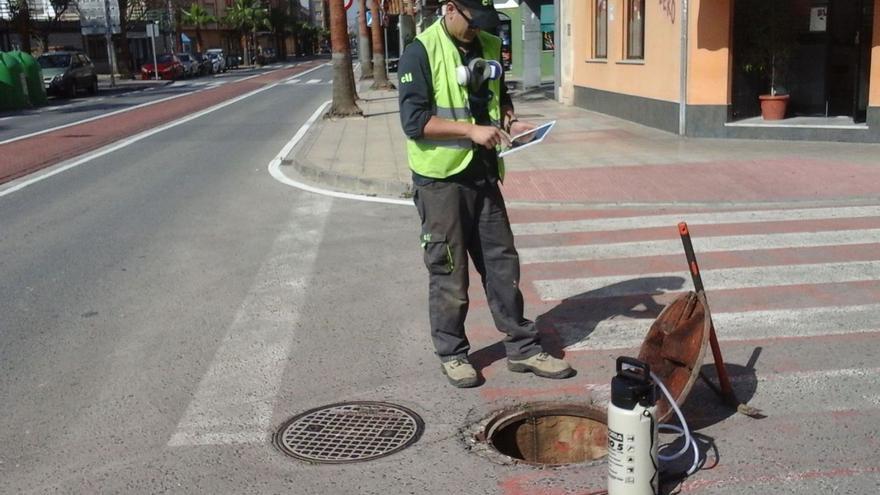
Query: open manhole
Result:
<box><xmin>274</xmin><ymin>401</ymin><xmax>424</xmax><ymax>464</ymax></box>
<box><xmin>478</xmin><ymin>403</ymin><xmax>608</xmax><ymax>466</ymax></box>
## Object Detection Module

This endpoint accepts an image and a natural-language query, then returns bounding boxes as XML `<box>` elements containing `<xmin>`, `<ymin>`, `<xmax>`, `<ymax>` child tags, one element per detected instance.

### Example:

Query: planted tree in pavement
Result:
<box><xmin>181</xmin><ymin>3</ymin><xmax>217</xmax><ymax>54</ymax></box>
<box><xmin>369</xmin><ymin>0</ymin><xmax>393</xmax><ymax>89</ymax></box>
<box><xmin>327</xmin><ymin>0</ymin><xmax>362</xmax><ymax>117</ymax></box>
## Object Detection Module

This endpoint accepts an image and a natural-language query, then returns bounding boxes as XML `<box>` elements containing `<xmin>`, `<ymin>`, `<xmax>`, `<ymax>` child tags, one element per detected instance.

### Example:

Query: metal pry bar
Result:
<box><xmin>678</xmin><ymin>222</ymin><xmax>764</xmax><ymax>419</ymax></box>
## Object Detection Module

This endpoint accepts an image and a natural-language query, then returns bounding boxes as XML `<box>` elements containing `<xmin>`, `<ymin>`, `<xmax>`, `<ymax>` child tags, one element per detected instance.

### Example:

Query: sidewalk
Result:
<box><xmin>284</xmin><ymin>75</ymin><xmax>880</xmax><ymax>207</ymax></box>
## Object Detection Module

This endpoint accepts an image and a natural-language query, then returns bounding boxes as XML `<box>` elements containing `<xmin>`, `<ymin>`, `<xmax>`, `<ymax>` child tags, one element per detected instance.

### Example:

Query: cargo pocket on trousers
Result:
<box><xmin>420</xmin><ymin>233</ymin><xmax>454</xmax><ymax>275</ymax></box>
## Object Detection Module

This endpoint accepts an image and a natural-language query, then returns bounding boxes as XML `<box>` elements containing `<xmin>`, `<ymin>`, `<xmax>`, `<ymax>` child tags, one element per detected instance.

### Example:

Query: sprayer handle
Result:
<box><xmin>616</xmin><ymin>356</ymin><xmax>651</xmax><ymax>383</ymax></box>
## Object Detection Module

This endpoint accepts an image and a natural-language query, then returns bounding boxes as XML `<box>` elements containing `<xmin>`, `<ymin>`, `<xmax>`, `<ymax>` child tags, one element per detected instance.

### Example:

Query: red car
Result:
<box><xmin>141</xmin><ymin>54</ymin><xmax>185</xmax><ymax>80</ymax></box>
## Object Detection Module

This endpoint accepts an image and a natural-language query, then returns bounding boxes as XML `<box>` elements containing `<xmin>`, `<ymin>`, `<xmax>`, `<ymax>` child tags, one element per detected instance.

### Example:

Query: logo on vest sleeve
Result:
<box><xmin>482</xmin><ymin>0</ymin><xmax>491</xmax><ymax>5</ymax></box>
<box><xmin>400</xmin><ymin>72</ymin><xmax>414</xmax><ymax>83</ymax></box>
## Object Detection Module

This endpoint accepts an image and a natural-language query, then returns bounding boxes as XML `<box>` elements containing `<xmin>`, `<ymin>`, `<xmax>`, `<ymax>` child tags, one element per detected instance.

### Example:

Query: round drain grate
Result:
<box><xmin>274</xmin><ymin>401</ymin><xmax>424</xmax><ymax>464</ymax></box>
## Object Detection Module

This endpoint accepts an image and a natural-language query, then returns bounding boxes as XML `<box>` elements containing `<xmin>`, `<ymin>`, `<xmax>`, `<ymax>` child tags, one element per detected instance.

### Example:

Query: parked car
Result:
<box><xmin>205</xmin><ymin>48</ymin><xmax>226</xmax><ymax>72</ymax></box>
<box><xmin>38</xmin><ymin>51</ymin><xmax>98</xmax><ymax>97</ymax></box>
<box><xmin>141</xmin><ymin>53</ymin><xmax>184</xmax><ymax>80</ymax></box>
<box><xmin>177</xmin><ymin>53</ymin><xmax>198</xmax><ymax>78</ymax></box>
<box><xmin>192</xmin><ymin>53</ymin><xmax>213</xmax><ymax>76</ymax></box>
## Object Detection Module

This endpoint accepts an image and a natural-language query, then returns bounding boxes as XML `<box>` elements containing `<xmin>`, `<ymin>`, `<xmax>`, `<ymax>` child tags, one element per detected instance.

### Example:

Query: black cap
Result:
<box><xmin>448</xmin><ymin>0</ymin><xmax>500</xmax><ymax>31</ymax></box>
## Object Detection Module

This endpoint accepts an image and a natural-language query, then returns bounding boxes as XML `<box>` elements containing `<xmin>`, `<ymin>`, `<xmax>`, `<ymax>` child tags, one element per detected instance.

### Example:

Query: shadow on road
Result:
<box><xmin>470</xmin><ymin>276</ymin><xmax>686</xmax><ymax>370</ymax></box>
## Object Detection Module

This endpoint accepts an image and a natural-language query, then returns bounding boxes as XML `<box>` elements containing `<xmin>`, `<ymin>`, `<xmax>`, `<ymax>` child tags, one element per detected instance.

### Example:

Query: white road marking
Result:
<box><xmin>511</xmin><ymin>205</ymin><xmax>880</xmax><ymax>236</ymax></box>
<box><xmin>284</xmin><ymin>78</ymin><xmax>301</xmax><ymax>85</ymax></box>
<box><xmin>0</xmin><ymin>71</ymin><xmax>273</xmax><ymax>146</ymax></box>
<box><xmin>268</xmin><ymin>100</ymin><xmax>412</xmax><ymax>206</ymax></box>
<box><xmin>0</xmin><ymin>63</ymin><xmax>330</xmax><ymax>198</ymax></box>
<box><xmin>168</xmin><ymin>197</ymin><xmax>332</xmax><ymax>446</ymax></box>
<box><xmin>305</xmin><ymin>79</ymin><xmax>321</xmax><ymax>84</ymax></box>
<box><xmin>518</xmin><ymin>228</ymin><xmax>880</xmax><ymax>264</ymax></box>
<box><xmin>535</xmin><ymin>260</ymin><xmax>880</xmax><ymax>301</ymax></box>
<box><xmin>561</xmin><ymin>303</ymin><xmax>880</xmax><ymax>351</ymax></box>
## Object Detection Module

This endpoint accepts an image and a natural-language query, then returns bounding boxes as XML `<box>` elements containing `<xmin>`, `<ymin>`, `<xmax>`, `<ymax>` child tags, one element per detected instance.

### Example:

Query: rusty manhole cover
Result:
<box><xmin>274</xmin><ymin>401</ymin><xmax>424</xmax><ymax>464</ymax></box>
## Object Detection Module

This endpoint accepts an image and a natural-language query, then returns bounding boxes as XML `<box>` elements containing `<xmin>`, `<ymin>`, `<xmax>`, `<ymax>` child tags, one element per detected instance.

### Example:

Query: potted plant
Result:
<box><xmin>736</xmin><ymin>0</ymin><xmax>796</xmax><ymax>120</ymax></box>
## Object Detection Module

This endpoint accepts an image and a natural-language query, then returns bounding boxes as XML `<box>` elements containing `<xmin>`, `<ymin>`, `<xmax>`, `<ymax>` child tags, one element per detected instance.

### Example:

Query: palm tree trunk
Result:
<box><xmin>357</xmin><ymin>0</ymin><xmax>372</xmax><ymax>80</ymax></box>
<box><xmin>196</xmin><ymin>27</ymin><xmax>203</xmax><ymax>53</ymax></box>
<box><xmin>241</xmin><ymin>33</ymin><xmax>248</xmax><ymax>66</ymax></box>
<box><xmin>327</xmin><ymin>0</ymin><xmax>361</xmax><ymax>117</ymax></box>
<box><xmin>369</xmin><ymin>0</ymin><xmax>393</xmax><ymax>89</ymax></box>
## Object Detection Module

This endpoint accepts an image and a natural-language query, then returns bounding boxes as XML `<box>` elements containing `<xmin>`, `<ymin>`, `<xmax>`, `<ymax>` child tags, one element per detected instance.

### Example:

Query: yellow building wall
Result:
<box><xmin>572</xmin><ymin>0</ymin><xmax>681</xmax><ymax>103</ymax></box>
<box><xmin>871</xmin><ymin>1</ymin><xmax>880</xmax><ymax>107</ymax></box>
<box><xmin>687</xmin><ymin>0</ymin><xmax>731</xmax><ymax>105</ymax></box>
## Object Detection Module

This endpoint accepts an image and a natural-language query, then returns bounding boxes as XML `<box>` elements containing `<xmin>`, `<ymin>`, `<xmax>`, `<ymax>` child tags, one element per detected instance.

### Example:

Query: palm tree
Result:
<box><xmin>356</xmin><ymin>0</ymin><xmax>372</xmax><ymax>79</ymax></box>
<box><xmin>369</xmin><ymin>0</ymin><xmax>393</xmax><ymax>89</ymax></box>
<box><xmin>249</xmin><ymin>4</ymin><xmax>270</xmax><ymax>64</ymax></box>
<box><xmin>223</xmin><ymin>0</ymin><xmax>267</xmax><ymax>66</ymax></box>
<box><xmin>8</xmin><ymin>0</ymin><xmax>33</xmax><ymax>53</ymax></box>
<box><xmin>181</xmin><ymin>3</ymin><xmax>216</xmax><ymax>53</ymax></box>
<box><xmin>223</xmin><ymin>0</ymin><xmax>253</xmax><ymax>65</ymax></box>
<box><xmin>327</xmin><ymin>0</ymin><xmax>361</xmax><ymax>117</ymax></box>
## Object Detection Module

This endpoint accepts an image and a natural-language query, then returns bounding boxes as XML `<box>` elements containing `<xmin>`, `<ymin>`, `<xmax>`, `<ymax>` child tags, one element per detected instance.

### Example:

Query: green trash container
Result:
<box><xmin>14</xmin><ymin>50</ymin><xmax>48</xmax><ymax>106</ymax></box>
<box><xmin>0</xmin><ymin>56</ymin><xmax>13</xmax><ymax>111</ymax></box>
<box><xmin>0</xmin><ymin>52</ymin><xmax>30</xmax><ymax>110</ymax></box>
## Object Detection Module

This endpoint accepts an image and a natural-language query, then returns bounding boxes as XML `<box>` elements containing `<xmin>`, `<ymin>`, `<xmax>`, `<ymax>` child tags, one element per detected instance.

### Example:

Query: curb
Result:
<box><xmin>284</xmin><ymin>154</ymin><xmax>413</xmax><ymax>199</ymax></box>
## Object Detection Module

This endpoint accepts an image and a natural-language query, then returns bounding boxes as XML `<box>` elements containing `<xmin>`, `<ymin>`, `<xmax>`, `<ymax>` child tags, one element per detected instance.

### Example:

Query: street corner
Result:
<box><xmin>272</xmin><ymin>101</ymin><xmax>413</xmax><ymax>203</ymax></box>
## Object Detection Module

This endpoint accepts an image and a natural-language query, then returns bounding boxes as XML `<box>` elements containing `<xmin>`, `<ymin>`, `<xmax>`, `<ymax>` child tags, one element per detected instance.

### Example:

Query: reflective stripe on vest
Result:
<box><xmin>406</xmin><ymin>21</ymin><xmax>506</xmax><ymax>180</ymax></box>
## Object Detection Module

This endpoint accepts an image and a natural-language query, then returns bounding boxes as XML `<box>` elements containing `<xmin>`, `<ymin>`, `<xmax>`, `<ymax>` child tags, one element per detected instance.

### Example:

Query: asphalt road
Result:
<box><xmin>0</xmin><ymin>63</ymin><xmax>303</xmax><ymax>144</ymax></box>
<box><xmin>2</xmin><ymin>61</ymin><xmax>880</xmax><ymax>494</ymax></box>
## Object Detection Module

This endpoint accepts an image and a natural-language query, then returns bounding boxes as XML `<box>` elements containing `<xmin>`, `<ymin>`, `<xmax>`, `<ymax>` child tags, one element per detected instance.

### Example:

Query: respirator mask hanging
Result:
<box><xmin>456</xmin><ymin>57</ymin><xmax>503</xmax><ymax>93</ymax></box>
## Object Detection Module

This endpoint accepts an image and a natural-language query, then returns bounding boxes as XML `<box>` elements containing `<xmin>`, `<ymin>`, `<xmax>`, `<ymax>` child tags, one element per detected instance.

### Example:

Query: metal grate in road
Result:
<box><xmin>274</xmin><ymin>401</ymin><xmax>424</xmax><ymax>463</ymax></box>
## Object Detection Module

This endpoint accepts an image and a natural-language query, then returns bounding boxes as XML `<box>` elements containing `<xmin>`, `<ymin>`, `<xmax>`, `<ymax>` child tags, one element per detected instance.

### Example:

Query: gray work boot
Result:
<box><xmin>507</xmin><ymin>352</ymin><xmax>574</xmax><ymax>379</ymax></box>
<box><xmin>440</xmin><ymin>357</ymin><xmax>480</xmax><ymax>388</ymax></box>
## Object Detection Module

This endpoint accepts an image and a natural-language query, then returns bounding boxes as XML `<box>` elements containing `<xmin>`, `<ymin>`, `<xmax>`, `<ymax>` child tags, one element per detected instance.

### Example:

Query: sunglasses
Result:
<box><xmin>452</xmin><ymin>2</ymin><xmax>480</xmax><ymax>29</ymax></box>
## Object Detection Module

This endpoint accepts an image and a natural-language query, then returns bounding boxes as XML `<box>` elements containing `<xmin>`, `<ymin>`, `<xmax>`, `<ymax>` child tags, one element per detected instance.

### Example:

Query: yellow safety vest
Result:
<box><xmin>406</xmin><ymin>20</ymin><xmax>505</xmax><ymax>180</ymax></box>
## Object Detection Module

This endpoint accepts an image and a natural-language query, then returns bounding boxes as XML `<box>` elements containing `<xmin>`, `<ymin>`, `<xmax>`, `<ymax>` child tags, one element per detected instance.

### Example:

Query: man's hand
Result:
<box><xmin>468</xmin><ymin>125</ymin><xmax>512</xmax><ymax>150</ymax></box>
<box><xmin>509</xmin><ymin>120</ymin><xmax>537</xmax><ymax>142</ymax></box>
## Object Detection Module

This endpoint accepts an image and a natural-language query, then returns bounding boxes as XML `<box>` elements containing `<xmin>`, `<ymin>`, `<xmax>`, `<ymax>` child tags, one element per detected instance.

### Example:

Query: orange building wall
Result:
<box><xmin>871</xmin><ymin>0</ymin><xmax>880</xmax><ymax>107</ymax></box>
<box><xmin>571</xmin><ymin>0</ymin><xmax>681</xmax><ymax>103</ymax></box>
<box><xmin>687</xmin><ymin>0</ymin><xmax>732</xmax><ymax>105</ymax></box>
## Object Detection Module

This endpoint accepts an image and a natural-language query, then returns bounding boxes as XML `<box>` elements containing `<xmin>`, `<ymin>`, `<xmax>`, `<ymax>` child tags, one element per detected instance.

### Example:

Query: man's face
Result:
<box><xmin>447</xmin><ymin>2</ymin><xmax>480</xmax><ymax>43</ymax></box>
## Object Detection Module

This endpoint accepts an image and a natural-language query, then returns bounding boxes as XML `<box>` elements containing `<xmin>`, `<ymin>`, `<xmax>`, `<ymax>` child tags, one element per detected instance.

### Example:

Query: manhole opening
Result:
<box><xmin>483</xmin><ymin>403</ymin><xmax>608</xmax><ymax>466</ymax></box>
<box><xmin>274</xmin><ymin>401</ymin><xmax>424</xmax><ymax>464</ymax></box>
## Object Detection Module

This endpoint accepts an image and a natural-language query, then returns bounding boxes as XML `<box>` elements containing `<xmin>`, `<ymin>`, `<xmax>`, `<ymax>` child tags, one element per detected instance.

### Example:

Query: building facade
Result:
<box><xmin>559</xmin><ymin>0</ymin><xmax>880</xmax><ymax>142</ymax></box>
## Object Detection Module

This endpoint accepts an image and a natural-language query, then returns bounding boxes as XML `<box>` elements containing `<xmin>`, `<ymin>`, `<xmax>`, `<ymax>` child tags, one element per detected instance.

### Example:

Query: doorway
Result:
<box><xmin>731</xmin><ymin>0</ymin><xmax>874</xmax><ymax>122</ymax></box>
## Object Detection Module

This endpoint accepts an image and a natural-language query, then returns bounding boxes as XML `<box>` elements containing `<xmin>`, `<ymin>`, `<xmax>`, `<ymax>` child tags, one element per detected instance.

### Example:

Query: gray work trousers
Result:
<box><xmin>413</xmin><ymin>180</ymin><xmax>543</xmax><ymax>362</ymax></box>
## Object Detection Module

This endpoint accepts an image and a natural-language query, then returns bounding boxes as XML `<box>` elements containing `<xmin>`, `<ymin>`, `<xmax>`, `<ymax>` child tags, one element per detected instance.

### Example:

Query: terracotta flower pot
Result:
<box><xmin>759</xmin><ymin>94</ymin><xmax>790</xmax><ymax>121</ymax></box>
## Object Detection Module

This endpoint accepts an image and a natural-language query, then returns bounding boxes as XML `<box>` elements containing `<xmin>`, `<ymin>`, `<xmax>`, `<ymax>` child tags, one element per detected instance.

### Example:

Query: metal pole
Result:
<box><xmin>103</xmin><ymin>0</ymin><xmax>117</xmax><ymax>87</ymax></box>
<box><xmin>678</xmin><ymin>0</ymin><xmax>689</xmax><ymax>136</ymax></box>
<box><xmin>554</xmin><ymin>0</ymin><xmax>560</xmax><ymax>102</ymax></box>
<box><xmin>150</xmin><ymin>24</ymin><xmax>159</xmax><ymax>80</ymax></box>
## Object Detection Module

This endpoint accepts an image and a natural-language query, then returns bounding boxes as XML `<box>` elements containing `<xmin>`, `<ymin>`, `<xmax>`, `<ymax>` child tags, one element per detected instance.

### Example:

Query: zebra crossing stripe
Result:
<box><xmin>518</xmin><ymin>228</ymin><xmax>880</xmax><ymax>264</ymax></box>
<box><xmin>560</xmin><ymin>303</ymin><xmax>880</xmax><ymax>351</ymax></box>
<box><xmin>535</xmin><ymin>260</ymin><xmax>880</xmax><ymax>301</ymax></box>
<box><xmin>168</xmin><ymin>198</ymin><xmax>332</xmax><ymax>446</ymax></box>
<box><xmin>511</xmin><ymin>205</ymin><xmax>880</xmax><ymax>236</ymax></box>
<box><xmin>284</xmin><ymin>78</ymin><xmax>301</xmax><ymax>85</ymax></box>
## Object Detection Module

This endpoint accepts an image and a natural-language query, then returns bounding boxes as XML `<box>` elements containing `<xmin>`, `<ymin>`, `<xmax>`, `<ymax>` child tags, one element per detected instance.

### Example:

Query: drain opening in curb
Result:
<box><xmin>274</xmin><ymin>401</ymin><xmax>424</xmax><ymax>464</ymax></box>
<box><xmin>481</xmin><ymin>403</ymin><xmax>608</xmax><ymax>466</ymax></box>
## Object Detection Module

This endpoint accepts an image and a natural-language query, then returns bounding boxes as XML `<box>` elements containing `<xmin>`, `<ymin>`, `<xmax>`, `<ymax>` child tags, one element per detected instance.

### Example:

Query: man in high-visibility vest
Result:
<box><xmin>398</xmin><ymin>0</ymin><xmax>573</xmax><ymax>388</ymax></box>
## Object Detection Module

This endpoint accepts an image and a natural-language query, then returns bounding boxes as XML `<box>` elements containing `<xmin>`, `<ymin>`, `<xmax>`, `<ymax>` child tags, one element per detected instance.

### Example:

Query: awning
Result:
<box><xmin>181</xmin><ymin>33</ymin><xmax>191</xmax><ymax>43</ymax></box>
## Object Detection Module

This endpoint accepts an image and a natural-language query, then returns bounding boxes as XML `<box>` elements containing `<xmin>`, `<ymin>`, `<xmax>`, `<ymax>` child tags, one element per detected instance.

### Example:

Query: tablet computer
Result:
<box><xmin>498</xmin><ymin>121</ymin><xmax>556</xmax><ymax>157</ymax></box>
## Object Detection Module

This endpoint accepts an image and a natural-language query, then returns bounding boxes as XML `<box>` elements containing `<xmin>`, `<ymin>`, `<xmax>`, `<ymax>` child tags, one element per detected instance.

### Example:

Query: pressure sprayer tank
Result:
<box><xmin>607</xmin><ymin>357</ymin><xmax>659</xmax><ymax>495</ymax></box>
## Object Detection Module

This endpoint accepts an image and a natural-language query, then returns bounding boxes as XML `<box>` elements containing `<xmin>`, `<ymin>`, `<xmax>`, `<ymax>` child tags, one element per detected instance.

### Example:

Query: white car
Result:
<box><xmin>177</xmin><ymin>53</ymin><xmax>198</xmax><ymax>78</ymax></box>
<box><xmin>205</xmin><ymin>49</ymin><xmax>227</xmax><ymax>73</ymax></box>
